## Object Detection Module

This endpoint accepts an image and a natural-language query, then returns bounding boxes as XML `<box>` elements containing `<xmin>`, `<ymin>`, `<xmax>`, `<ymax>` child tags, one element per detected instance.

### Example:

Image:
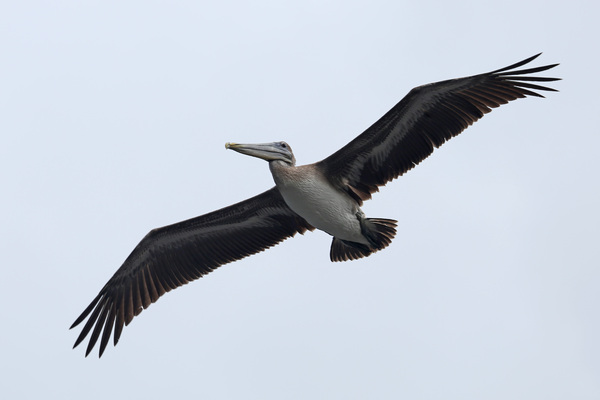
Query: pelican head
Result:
<box><xmin>225</xmin><ymin>141</ymin><xmax>296</xmax><ymax>166</ymax></box>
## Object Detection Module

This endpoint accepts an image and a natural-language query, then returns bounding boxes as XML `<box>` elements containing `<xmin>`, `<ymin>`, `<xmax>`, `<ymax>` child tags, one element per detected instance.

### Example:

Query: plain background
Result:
<box><xmin>2</xmin><ymin>1</ymin><xmax>598</xmax><ymax>399</ymax></box>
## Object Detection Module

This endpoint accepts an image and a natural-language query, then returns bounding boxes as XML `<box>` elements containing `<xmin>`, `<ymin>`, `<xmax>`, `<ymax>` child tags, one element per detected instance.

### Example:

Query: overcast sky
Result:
<box><xmin>2</xmin><ymin>1</ymin><xmax>598</xmax><ymax>399</ymax></box>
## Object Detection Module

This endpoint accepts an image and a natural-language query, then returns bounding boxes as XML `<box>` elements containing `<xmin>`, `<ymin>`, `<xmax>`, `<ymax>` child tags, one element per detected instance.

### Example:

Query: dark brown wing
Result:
<box><xmin>318</xmin><ymin>54</ymin><xmax>560</xmax><ymax>203</ymax></box>
<box><xmin>70</xmin><ymin>187</ymin><xmax>313</xmax><ymax>357</ymax></box>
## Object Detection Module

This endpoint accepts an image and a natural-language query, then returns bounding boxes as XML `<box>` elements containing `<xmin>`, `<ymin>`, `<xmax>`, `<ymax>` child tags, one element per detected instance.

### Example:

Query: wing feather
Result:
<box><xmin>71</xmin><ymin>187</ymin><xmax>313</xmax><ymax>357</ymax></box>
<box><xmin>318</xmin><ymin>54</ymin><xmax>559</xmax><ymax>202</ymax></box>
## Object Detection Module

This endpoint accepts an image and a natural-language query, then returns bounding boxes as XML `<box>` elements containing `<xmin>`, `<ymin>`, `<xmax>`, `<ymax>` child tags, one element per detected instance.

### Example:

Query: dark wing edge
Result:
<box><xmin>318</xmin><ymin>53</ymin><xmax>560</xmax><ymax>203</ymax></box>
<box><xmin>70</xmin><ymin>187</ymin><xmax>313</xmax><ymax>357</ymax></box>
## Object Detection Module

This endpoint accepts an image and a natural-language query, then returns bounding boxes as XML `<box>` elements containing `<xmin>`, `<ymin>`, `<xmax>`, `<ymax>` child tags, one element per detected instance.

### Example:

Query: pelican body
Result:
<box><xmin>71</xmin><ymin>54</ymin><xmax>560</xmax><ymax>357</ymax></box>
<box><xmin>226</xmin><ymin>141</ymin><xmax>396</xmax><ymax>261</ymax></box>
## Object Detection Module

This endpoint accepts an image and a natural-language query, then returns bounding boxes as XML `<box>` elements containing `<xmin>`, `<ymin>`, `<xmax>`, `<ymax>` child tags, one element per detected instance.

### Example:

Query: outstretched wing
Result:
<box><xmin>318</xmin><ymin>53</ymin><xmax>560</xmax><ymax>203</ymax></box>
<box><xmin>70</xmin><ymin>187</ymin><xmax>313</xmax><ymax>357</ymax></box>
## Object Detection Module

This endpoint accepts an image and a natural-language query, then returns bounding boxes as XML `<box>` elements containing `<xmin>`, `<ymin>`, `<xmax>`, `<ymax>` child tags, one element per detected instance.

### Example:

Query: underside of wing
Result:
<box><xmin>318</xmin><ymin>53</ymin><xmax>560</xmax><ymax>203</ymax></box>
<box><xmin>70</xmin><ymin>187</ymin><xmax>313</xmax><ymax>357</ymax></box>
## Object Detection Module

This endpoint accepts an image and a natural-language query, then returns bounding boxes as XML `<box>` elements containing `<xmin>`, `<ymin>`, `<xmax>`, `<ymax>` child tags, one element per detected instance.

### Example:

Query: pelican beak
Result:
<box><xmin>225</xmin><ymin>142</ymin><xmax>286</xmax><ymax>162</ymax></box>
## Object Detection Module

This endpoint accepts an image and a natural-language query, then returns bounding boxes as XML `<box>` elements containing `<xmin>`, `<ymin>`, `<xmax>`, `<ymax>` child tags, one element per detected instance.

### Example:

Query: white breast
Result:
<box><xmin>270</xmin><ymin>163</ymin><xmax>369</xmax><ymax>244</ymax></box>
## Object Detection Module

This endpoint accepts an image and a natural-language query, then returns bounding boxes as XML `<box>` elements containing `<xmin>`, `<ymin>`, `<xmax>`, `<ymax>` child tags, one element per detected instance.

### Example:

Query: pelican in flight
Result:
<box><xmin>71</xmin><ymin>54</ymin><xmax>559</xmax><ymax>357</ymax></box>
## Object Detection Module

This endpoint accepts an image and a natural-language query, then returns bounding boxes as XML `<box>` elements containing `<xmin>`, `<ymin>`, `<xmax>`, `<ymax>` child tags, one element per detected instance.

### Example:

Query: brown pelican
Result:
<box><xmin>71</xmin><ymin>54</ymin><xmax>559</xmax><ymax>357</ymax></box>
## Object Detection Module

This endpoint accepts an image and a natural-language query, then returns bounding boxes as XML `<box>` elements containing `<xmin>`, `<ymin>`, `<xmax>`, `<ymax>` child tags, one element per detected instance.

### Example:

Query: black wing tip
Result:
<box><xmin>491</xmin><ymin>53</ymin><xmax>559</xmax><ymax>75</ymax></box>
<box><xmin>492</xmin><ymin>53</ymin><xmax>560</xmax><ymax>96</ymax></box>
<box><xmin>74</xmin><ymin>332</ymin><xmax>115</xmax><ymax>358</ymax></box>
<box><xmin>72</xmin><ymin>327</ymin><xmax>110</xmax><ymax>358</ymax></box>
<box><xmin>69</xmin><ymin>310</ymin><xmax>89</xmax><ymax>331</ymax></box>
<box><xmin>491</xmin><ymin>53</ymin><xmax>542</xmax><ymax>73</ymax></box>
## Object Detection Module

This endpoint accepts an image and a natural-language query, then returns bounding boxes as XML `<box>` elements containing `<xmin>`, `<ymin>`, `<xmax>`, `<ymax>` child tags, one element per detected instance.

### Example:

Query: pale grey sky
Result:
<box><xmin>2</xmin><ymin>1</ymin><xmax>598</xmax><ymax>399</ymax></box>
